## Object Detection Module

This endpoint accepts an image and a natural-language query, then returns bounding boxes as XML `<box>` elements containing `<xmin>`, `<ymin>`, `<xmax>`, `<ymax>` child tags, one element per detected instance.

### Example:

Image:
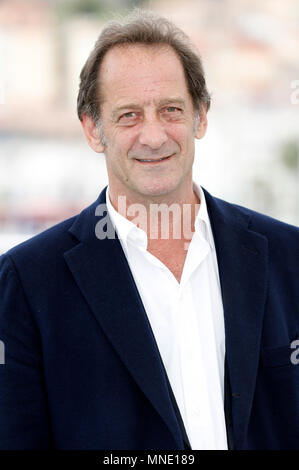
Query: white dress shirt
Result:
<box><xmin>106</xmin><ymin>182</ymin><xmax>228</xmax><ymax>450</ymax></box>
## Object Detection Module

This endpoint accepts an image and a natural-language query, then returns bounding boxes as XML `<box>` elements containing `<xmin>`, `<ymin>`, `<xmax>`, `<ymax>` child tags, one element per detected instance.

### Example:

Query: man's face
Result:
<box><xmin>83</xmin><ymin>44</ymin><xmax>207</xmax><ymax>202</ymax></box>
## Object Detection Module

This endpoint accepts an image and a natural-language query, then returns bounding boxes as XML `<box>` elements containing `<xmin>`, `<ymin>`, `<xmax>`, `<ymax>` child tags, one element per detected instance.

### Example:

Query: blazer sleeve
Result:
<box><xmin>0</xmin><ymin>254</ymin><xmax>53</xmax><ymax>449</ymax></box>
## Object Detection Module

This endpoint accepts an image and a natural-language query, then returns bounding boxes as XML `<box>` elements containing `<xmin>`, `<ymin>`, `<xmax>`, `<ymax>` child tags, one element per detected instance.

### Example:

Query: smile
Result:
<box><xmin>135</xmin><ymin>155</ymin><xmax>173</xmax><ymax>164</ymax></box>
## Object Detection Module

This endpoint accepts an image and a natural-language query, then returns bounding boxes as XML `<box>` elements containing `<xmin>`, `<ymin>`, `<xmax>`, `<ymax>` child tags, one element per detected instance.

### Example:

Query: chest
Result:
<box><xmin>146</xmin><ymin>239</ymin><xmax>189</xmax><ymax>283</ymax></box>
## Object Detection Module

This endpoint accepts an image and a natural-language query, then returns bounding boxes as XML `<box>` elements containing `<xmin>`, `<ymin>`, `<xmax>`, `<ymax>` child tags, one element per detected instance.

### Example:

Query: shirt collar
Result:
<box><xmin>106</xmin><ymin>187</ymin><xmax>147</xmax><ymax>252</ymax></box>
<box><xmin>106</xmin><ymin>182</ymin><xmax>215</xmax><ymax>252</ymax></box>
<box><xmin>192</xmin><ymin>182</ymin><xmax>216</xmax><ymax>250</ymax></box>
<box><xmin>192</xmin><ymin>181</ymin><xmax>209</xmax><ymax>232</ymax></box>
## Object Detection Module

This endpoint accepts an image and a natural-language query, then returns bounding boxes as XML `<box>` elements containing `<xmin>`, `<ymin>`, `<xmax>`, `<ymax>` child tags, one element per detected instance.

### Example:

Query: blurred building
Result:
<box><xmin>0</xmin><ymin>0</ymin><xmax>298</xmax><ymax>252</ymax></box>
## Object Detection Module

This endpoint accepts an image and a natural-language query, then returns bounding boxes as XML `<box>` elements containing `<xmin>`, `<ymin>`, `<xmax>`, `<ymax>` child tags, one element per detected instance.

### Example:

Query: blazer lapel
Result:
<box><xmin>64</xmin><ymin>187</ymin><xmax>184</xmax><ymax>449</ymax></box>
<box><xmin>203</xmin><ymin>188</ymin><xmax>268</xmax><ymax>449</ymax></box>
<box><xmin>63</xmin><ymin>185</ymin><xmax>268</xmax><ymax>450</ymax></box>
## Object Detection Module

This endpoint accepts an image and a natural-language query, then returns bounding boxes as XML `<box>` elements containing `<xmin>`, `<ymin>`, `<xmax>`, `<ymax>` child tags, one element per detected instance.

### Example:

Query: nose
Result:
<box><xmin>138</xmin><ymin>117</ymin><xmax>168</xmax><ymax>150</ymax></box>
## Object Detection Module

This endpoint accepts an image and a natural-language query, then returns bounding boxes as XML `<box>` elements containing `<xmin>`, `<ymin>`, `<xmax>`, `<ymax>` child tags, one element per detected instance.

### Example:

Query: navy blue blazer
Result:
<box><xmin>0</xmin><ymin>186</ymin><xmax>298</xmax><ymax>450</ymax></box>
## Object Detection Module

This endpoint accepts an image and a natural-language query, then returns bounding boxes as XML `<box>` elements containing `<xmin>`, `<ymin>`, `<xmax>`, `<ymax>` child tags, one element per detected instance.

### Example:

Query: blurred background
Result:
<box><xmin>0</xmin><ymin>0</ymin><xmax>298</xmax><ymax>253</ymax></box>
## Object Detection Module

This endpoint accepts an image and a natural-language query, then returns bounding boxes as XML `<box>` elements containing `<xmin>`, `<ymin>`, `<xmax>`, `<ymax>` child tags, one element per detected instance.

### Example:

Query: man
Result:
<box><xmin>0</xmin><ymin>10</ymin><xmax>298</xmax><ymax>450</ymax></box>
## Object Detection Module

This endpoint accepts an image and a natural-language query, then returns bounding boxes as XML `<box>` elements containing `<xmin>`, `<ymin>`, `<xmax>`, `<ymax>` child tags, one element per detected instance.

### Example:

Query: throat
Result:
<box><xmin>147</xmin><ymin>238</ymin><xmax>190</xmax><ymax>283</ymax></box>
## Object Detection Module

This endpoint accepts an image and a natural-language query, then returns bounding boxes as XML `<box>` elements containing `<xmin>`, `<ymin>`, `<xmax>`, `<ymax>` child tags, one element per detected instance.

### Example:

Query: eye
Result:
<box><xmin>118</xmin><ymin>111</ymin><xmax>137</xmax><ymax>121</ymax></box>
<box><xmin>118</xmin><ymin>111</ymin><xmax>139</xmax><ymax>126</ymax></box>
<box><xmin>162</xmin><ymin>106</ymin><xmax>183</xmax><ymax>120</ymax></box>
<box><xmin>122</xmin><ymin>112</ymin><xmax>136</xmax><ymax>119</ymax></box>
<box><xmin>165</xmin><ymin>106</ymin><xmax>180</xmax><ymax>113</ymax></box>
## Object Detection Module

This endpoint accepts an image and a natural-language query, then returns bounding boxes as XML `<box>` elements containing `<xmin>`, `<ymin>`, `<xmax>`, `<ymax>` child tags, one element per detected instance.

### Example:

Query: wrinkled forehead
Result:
<box><xmin>98</xmin><ymin>43</ymin><xmax>190</xmax><ymax>107</ymax></box>
<box><xmin>101</xmin><ymin>42</ymin><xmax>177</xmax><ymax>66</ymax></box>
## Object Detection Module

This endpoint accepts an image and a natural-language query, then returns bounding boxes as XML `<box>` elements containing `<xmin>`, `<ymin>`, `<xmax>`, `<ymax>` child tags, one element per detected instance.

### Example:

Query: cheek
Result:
<box><xmin>112</xmin><ymin>129</ymin><xmax>139</xmax><ymax>155</ymax></box>
<box><xmin>166</xmin><ymin>122</ymin><xmax>193</xmax><ymax>144</ymax></box>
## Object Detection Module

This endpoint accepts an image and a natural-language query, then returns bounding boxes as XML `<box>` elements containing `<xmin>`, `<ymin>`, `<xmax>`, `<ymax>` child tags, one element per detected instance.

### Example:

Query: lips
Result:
<box><xmin>135</xmin><ymin>154</ymin><xmax>173</xmax><ymax>163</ymax></box>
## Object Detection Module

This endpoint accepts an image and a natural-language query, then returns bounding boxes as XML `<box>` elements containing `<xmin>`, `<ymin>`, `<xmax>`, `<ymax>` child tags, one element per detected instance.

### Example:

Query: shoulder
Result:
<box><xmin>232</xmin><ymin>201</ymin><xmax>298</xmax><ymax>247</ymax></box>
<box><xmin>203</xmin><ymin>188</ymin><xmax>299</xmax><ymax>275</ymax></box>
<box><xmin>232</xmin><ymin>198</ymin><xmax>297</xmax><ymax>231</ymax></box>
<box><xmin>207</xmin><ymin>194</ymin><xmax>299</xmax><ymax>296</ymax></box>
<box><xmin>0</xmin><ymin>213</ymin><xmax>83</xmax><ymax>289</ymax></box>
<box><xmin>2</xmin><ymin>215</ymin><xmax>77</xmax><ymax>265</ymax></box>
<box><xmin>0</xmin><ymin>190</ymin><xmax>105</xmax><ymax>285</ymax></box>
<box><xmin>215</xmin><ymin>197</ymin><xmax>299</xmax><ymax>280</ymax></box>
<box><xmin>207</xmin><ymin>190</ymin><xmax>299</xmax><ymax>243</ymax></box>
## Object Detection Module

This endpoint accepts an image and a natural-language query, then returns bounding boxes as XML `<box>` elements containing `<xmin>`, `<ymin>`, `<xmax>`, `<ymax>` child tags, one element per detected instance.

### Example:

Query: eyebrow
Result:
<box><xmin>111</xmin><ymin>97</ymin><xmax>186</xmax><ymax>120</ymax></box>
<box><xmin>158</xmin><ymin>98</ymin><xmax>186</xmax><ymax>108</ymax></box>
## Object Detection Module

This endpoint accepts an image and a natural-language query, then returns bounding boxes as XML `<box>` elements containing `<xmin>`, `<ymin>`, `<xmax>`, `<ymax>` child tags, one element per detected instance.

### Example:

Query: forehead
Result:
<box><xmin>98</xmin><ymin>43</ymin><xmax>191</xmax><ymax>107</ymax></box>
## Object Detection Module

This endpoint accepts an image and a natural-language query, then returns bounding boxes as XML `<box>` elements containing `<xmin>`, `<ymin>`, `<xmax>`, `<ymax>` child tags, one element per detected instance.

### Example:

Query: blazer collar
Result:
<box><xmin>204</xmin><ymin>188</ymin><xmax>268</xmax><ymax>448</ymax></box>
<box><xmin>65</xmin><ymin>185</ymin><xmax>268</xmax><ymax>450</ymax></box>
<box><xmin>64</xmin><ymin>186</ymin><xmax>185</xmax><ymax>448</ymax></box>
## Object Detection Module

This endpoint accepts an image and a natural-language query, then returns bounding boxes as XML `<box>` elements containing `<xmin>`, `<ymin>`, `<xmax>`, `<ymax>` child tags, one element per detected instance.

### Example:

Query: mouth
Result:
<box><xmin>134</xmin><ymin>154</ymin><xmax>173</xmax><ymax>164</ymax></box>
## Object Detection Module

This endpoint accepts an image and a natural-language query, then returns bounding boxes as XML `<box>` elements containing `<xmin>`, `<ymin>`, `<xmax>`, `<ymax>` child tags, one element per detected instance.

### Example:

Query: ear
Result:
<box><xmin>194</xmin><ymin>105</ymin><xmax>208</xmax><ymax>140</ymax></box>
<box><xmin>80</xmin><ymin>114</ymin><xmax>105</xmax><ymax>153</ymax></box>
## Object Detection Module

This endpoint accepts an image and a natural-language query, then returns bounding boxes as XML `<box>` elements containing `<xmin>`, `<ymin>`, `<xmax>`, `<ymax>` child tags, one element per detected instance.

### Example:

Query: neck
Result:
<box><xmin>108</xmin><ymin>183</ymin><xmax>201</xmax><ymax>244</ymax></box>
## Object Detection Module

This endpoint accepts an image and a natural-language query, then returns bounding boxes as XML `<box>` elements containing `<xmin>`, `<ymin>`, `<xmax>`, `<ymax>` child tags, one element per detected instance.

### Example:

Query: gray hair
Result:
<box><xmin>77</xmin><ymin>9</ymin><xmax>211</xmax><ymax>124</ymax></box>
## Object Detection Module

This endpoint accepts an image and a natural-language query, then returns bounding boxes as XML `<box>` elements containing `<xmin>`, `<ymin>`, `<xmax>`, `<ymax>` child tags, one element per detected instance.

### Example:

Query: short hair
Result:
<box><xmin>77</xmin><ymin>9</ymin><xmax>211</xmax><ymax>122</ymax></box>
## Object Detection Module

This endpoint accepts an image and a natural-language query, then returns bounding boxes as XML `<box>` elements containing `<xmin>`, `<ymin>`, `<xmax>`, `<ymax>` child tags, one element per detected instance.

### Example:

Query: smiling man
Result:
<box><xmin>0</xmin><ymin>10</ymin><xmax>298</xmax><ymax>451</ymax></box>
<box><xmin>84</xmin><ymin>43</ymin><xmax>204</xmax><ymax>201</ymax></box>
<box><xmin>81</xmin><ymin>41</ymin><xmax>207</xmax><ymax>283</ymax></box>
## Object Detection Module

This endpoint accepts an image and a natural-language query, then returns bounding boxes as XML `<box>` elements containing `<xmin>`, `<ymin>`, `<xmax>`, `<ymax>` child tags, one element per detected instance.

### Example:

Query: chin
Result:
<box><xmin>134</xmin><ymin>180</ymin><xmax>181</xmax><ymax>199</ymax></box>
